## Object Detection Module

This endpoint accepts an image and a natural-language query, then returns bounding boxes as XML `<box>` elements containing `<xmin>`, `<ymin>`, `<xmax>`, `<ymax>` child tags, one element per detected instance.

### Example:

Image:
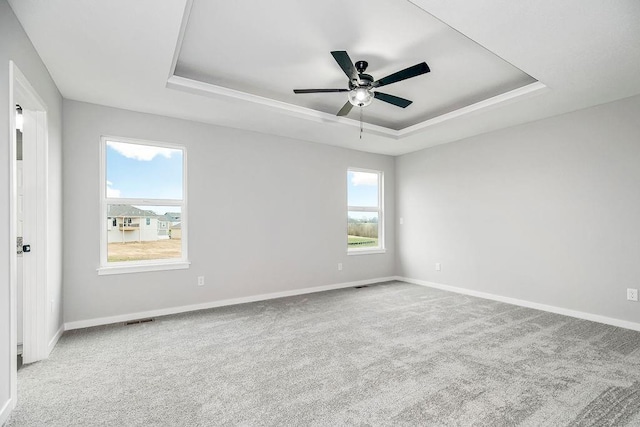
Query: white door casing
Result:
<box><xmin>9</xmin><ymin>61</ymin><xmax>50</xmax><ymax>410</ymax></box>
<box><xmin>16</xmin><ymin>160</ymin><xmax>23</xmax><ymax>347</ymax></box>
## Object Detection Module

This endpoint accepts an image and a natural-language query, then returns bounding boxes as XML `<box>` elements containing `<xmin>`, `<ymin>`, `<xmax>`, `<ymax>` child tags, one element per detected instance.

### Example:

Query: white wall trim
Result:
<box><xmin>397</xmin><ymin>276</ymin><xmax>640</xmax><ymax>332</ymax></box>
<box><xmin>0</xmin><ymin>398</ymin><xmax>13</xmax><ymax>426</ymax></box>
<box><xmin>64</xmin><ymin>276</ymin><xmax>397</xmax><ymax>331</ymax></box>
<box><xmin>47</xmin><ymin>324</ymin><xmax>64</xmax><ymax>356</ymax></box>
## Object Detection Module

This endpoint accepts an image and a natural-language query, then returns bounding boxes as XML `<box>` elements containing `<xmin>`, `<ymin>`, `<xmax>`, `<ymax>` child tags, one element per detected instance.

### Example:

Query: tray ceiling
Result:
<box><xmin>172</xmin><ymin>0</ymin><xmax>537</xmax><ymax>131</ymax></box>
<box><xmin>8</xmin><ymin>0</ymin><xmax>640</xmax><ymax>155</ymax></box>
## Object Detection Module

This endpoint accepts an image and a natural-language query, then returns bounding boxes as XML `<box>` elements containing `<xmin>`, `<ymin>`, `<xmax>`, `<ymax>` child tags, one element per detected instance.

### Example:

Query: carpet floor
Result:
<box><xmin>7</xmin><ymin>281</ymin><xmax>640</xmax><ymax>426</ymax></box>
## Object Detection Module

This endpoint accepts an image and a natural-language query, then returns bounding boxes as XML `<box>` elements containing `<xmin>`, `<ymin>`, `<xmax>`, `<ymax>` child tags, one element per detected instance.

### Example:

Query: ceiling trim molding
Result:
<box><xmin>167</xmin><ymin>75</ymin><xmax>547</xmax><ymax>140</ymax></box>
<box><xmin>166</xmin><ymin>75</ymin><xmax>397</xmax><ymax>138</ymax></box>
<box><xmin>167</xmin><ymin>0</ymin><xmax>194</xmax><ymax>80</ymax></box>
<box><xmin>397</xmin><ymin>81</ymin><xmax>548</xmax><ymax>138</ymax></box>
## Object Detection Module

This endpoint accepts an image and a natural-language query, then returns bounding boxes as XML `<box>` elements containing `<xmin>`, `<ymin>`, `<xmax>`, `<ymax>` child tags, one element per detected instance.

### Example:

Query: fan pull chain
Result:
<box><xmin>360</xmin><ymin>107</ymin><xmax>363</xmax><ymax>139</ymax></box>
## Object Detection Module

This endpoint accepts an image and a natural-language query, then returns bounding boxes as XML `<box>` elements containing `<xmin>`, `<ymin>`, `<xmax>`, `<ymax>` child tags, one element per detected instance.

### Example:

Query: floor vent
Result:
<box><xmin>354</xmin><ymin>285</ymin><xmax>370</xmax><ymax>289</ymax></box>
<box><xmin>125</xmin><ymin>318</ymin><xmax>155</xmax><ymax>326</ymax></box>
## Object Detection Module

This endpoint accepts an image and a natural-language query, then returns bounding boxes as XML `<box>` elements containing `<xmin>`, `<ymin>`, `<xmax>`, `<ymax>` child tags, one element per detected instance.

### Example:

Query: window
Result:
<box><xmin>347</xmin><ymin>168</ymin><xmax>384</xmax><ymax>253</ymax></box>
<box><xmin>99</xmin><ymin>136</ymin><xmax>188</xmax><ymax>275</ymax></box>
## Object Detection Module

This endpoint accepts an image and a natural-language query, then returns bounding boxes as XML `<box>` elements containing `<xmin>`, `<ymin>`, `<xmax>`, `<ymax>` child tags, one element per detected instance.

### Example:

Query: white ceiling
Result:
<box><xmin>174</xmin><ymin>0</ymin><xmax>535</xmax><ymax>130</ymax></box>
<box><xmin>7</xmin><ymin>0</ymin><xmax>640</xmax><ymax>156</ymax></box>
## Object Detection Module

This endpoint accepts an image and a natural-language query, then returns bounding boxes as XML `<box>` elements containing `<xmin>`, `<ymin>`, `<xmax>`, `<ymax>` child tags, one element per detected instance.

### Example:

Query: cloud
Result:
<box><xmin>106</xmin><ymin>181</ymin><xmax>121</xmax><ymax>198</ymax></box>
<box><xmin>351</xmin><ymin>172</ymin><xmax>378</xmax><ymax>186</ymax></box>
<box><xmin>107</xmin><ymin>141</ymin><xmax>178</xmax><ymax>161</ymax></box>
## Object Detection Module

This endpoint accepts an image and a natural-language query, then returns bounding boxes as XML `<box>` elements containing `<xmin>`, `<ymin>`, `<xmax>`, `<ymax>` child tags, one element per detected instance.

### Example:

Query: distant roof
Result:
<box><xmin>164</xmin><ymin>212</ymin><xmax>181</xmax><ymax>221</ymax></box>
<box><xmin>170</xmin><ymin>222</ymin><xmax>181</xmax><ymax>229</ymax></box>
<box><xmin>108</xmin><ymin>204</ymin><xmax>156</xmax><ymax>218</ymax></box>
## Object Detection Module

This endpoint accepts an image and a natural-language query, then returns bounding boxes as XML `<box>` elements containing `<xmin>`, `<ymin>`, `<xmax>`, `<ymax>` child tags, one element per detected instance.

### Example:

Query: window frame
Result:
<box><xmin>98</xmin><ymin>135</ymin><xmax>190</xmax><ymax>275</ymax></box>
<box><xmin>347</xmin><ymin>167</ymin><xmax>385</xmax><ymax>255</ymax></box>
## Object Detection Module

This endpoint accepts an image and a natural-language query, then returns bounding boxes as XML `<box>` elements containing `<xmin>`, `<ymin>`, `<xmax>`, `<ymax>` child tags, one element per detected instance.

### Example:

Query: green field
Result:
<box><xmin>348</xmin><ymin>235</ymin><xmax>378</xmax><ymax>248</ymax></box>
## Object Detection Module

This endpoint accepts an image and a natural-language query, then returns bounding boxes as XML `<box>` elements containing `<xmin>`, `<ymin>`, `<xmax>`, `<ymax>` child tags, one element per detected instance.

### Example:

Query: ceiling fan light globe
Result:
<box><xmin>348</xmin><ymin>88</ymin><xmax>374</xmax><ymax>107</ymax></box>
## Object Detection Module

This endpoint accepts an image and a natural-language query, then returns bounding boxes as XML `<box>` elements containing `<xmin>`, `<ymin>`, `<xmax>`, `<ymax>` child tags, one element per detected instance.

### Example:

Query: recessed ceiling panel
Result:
<box><xmin>174</xmin><ymin>0</ymin><xmax>537</xmax><ymax>130</ymax></box>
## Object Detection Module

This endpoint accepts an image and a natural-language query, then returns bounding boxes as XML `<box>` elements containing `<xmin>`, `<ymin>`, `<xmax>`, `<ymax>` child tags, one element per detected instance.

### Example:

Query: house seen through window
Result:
<box><xmin>347</xmin><ymin>168</ymin><xmax>384</xmax><ymax>253</ymax></box>
<box><xmin>100</xmin><ymin>137</ymin><xmax>187</xmax><ymax>272</ymax></box>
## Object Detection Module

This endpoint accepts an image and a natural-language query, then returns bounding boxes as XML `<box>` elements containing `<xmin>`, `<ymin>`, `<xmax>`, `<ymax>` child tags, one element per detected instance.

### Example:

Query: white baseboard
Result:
<box><xmin>0</xmin><ymin>398</ymin><xmax>13</xmax><ymax>427</ymax></box>
<box><xmin>398</xmin><ymin>276</ymin><xmax>640</xmax><ymax>332</ymax></box>
<box><xmin>47</xmin><ymin>324</ymin><xmax>64</xmax><ymax>356</ymax></box>
<box><xmin>64</xmin><ymin>276</ymin><xmax>397</xmax><ymax>331</ymax></box>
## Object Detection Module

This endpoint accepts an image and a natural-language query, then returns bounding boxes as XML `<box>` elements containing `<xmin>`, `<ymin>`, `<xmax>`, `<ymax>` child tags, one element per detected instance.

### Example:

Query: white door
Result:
<box><xmin>18</xmin><ymin>107</ymin><xmax>46</xmax><ymax>364</ymax></box>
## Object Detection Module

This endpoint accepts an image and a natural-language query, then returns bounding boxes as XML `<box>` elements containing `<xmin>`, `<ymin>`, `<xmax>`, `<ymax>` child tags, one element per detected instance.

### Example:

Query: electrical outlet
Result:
<box><xmin>627</xmin><ymin>288</ymin><xmax>638</xmax><ymax>302</ymax></box>
<box><xmin>197</xmin><ymin>276</ymin><xmax>205</xmax><ymax>286</ymax></box>
<box><xmin>338</xmin><ymin>263</ymin><xmax>343</xmax><ymax>271</ymax></box>
<box><xmin>435</xmin><ymin>263</ymin><xmax>441</xmax><ymax>271</ymax></box>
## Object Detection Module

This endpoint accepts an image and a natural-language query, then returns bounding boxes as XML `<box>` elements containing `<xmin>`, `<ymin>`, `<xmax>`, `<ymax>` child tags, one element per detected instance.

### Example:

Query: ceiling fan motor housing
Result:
<box><xmin>349</xmin><ymin>73</ymin><xmax>374</xmax><ymax>90</ymax></box>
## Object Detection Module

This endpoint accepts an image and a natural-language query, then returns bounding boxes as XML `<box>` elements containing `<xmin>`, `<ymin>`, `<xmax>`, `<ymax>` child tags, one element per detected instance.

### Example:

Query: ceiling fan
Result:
<box><xmin>293</xmin><ymin>51</ymin><xmax>430</xmax><ymax>116</ymax></box>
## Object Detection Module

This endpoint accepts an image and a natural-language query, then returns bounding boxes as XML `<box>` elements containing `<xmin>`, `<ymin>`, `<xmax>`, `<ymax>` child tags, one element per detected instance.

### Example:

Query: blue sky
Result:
<box><xmin>106</xmin><ymin>141</ymin><xmax>183</xmax><ymax>202</ymax></box>
<box><xmin>348</xmin><ymin>171</ymin><xmax>379</xmax><ymax>221</ymax></box>
<box><xmin>347</xmin><ymin>170</ymin><xmax>378</xmax><ymax>207</ymax></box>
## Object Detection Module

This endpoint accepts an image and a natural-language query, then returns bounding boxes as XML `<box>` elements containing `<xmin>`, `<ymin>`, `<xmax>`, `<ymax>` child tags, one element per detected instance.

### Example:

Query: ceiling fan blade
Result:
<box><xmin>374</xmin><ymin>92</ymin><xmax>413</xmax><ymax>108</ymax></box>
<box><xmin>293</xmin><ymin>89</ymin><xmax>349</xmax><ymax>94</ymax></box>
<box><xmin>331</xmin><ymin>51</ymin><xmax>358</xmax><ymax>82</ymax></box>
<box><xmin>374</xmin><ymin>62</ymin><xmax>430</xmax><ymax>88</ymax></box>
<box><xmin>336</xmin><ymin>101</ymin><xmax>353</xmax><ymax>116</ymax></box>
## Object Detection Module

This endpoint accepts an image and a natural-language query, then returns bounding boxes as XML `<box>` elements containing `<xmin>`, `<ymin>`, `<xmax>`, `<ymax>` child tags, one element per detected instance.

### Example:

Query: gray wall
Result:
<box><xmin>396</xmin><ymin>94</ymin><xmax>640</xmax><ymax>324</ymax></box>
<box><xmin>0</xmin><ymin>0</ymin><xmax>63</xmax><ymax>420</ymax></box>
<box><xmin>62</xmin><ymin>100</ymin><xmax>395</xmax><ymax>323</ymax></box>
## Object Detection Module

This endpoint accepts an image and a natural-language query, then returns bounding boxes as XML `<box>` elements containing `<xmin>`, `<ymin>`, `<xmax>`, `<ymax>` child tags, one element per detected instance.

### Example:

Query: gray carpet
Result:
<box><xmin>7</xmin><ymin>281</ymin><xmax>640</xmax><ymax>426</ymax></box>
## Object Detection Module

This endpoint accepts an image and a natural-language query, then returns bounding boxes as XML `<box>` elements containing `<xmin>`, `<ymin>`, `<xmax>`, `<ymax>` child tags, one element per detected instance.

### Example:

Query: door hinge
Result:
<box><xmin>17</xmin><ymin>237</ymin><xmax>23</xmax><ymax>255</ymax></box>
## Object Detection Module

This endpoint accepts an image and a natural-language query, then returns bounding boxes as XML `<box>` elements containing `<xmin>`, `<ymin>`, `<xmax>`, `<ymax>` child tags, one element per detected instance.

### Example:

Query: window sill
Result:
<box><xmin>347</xmin><ymin>249</ymin><xmax>386</xmax><ymax>256</ymax></box>
<box><xmin>97</xmin><ymin>260</ymin><xmax>191</xmax><ymax>275</ymax></box>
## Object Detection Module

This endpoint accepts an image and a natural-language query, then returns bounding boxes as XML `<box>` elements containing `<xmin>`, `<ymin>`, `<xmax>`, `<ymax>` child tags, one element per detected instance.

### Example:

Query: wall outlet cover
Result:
<box><xmin>627</xmin><ymin>288</ymin><xmax>638</xmax><ymax>302</ymax></box>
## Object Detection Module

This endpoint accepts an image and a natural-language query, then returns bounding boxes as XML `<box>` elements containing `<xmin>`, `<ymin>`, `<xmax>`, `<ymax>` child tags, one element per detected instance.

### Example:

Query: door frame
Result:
<box><xmin>8</xmin><ymin>61</ymin><xmax>50</xmax><ymax>406</ymax></box>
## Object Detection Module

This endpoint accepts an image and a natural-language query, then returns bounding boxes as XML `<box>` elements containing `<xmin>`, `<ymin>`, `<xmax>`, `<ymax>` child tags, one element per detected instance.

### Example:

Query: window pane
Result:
<box><xmin>106</xmin><ymin>140</ymin><xmax>183</xmax><ymax>200</ymax></box>
<box><xmin>107</xmin><ymin>204</ymin><xmax>182</xmax><ymax>263</ymax></box>
<box><xmin>347</xmin><ymin>171</ymin><xmax>378</xmax><ymax>207</ymax></box>
<box><xmin>347</xmin><ymin>211</ymin><xmax>379</xmax><ymax>248</ymax></box>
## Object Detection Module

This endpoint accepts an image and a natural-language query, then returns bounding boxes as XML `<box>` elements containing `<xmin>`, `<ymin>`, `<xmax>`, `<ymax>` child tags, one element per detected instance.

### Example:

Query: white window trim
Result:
<box><xmin>347</xmin><ymin>167</ymin><xmax>385</xmax><ymax>255</ymax></box>
<box><xmin>97</xmin><ymin>135</ymin><xmax>190</xmax><ymax>275</ymax></box>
